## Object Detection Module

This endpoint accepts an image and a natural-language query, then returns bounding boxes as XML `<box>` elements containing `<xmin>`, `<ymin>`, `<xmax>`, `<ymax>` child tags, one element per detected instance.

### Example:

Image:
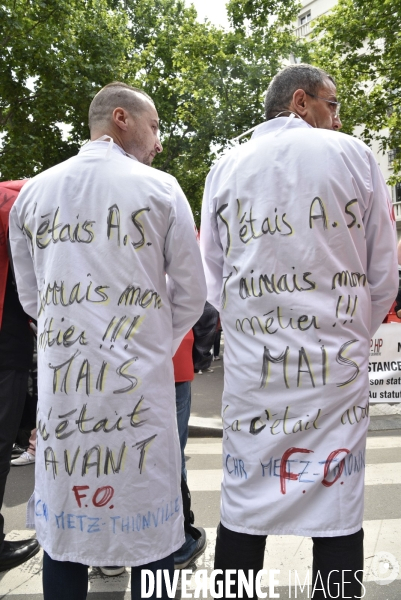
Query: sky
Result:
<box><xmin>185</xmin><ymin>0</ymin><xmax>230</xmax><ymax>28</ymax></box>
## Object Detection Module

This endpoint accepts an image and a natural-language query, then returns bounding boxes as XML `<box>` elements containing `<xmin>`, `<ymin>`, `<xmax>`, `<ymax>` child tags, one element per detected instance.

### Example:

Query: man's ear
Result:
<box><xmin>113</xmin><ymin>107</ymin><xmax>129</xmax><ymax>131</ymax></box>
<box><xmin>290</xmin><ymin>89</ymin><xmax>308</xmax><ymax>118</ymax></box>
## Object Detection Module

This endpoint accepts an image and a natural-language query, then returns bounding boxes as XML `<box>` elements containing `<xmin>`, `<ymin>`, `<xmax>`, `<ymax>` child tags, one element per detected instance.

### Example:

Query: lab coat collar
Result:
<box><xmin>79</xmin><ymin>136</ymin><xmax>139</xmax><ymax>161</ymax></box>
<box><xmin>251</xmin><ymin>116</ymin><xmax>313</xmax><ymax>140</ymax></box>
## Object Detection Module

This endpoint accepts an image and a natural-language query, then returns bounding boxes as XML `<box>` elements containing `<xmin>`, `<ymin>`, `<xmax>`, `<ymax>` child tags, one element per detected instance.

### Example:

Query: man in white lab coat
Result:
<box><xmin>9</xmin><ymin>82</ymin><xmax>206</xmax><ymax>599</ymax></box>
<box><xmin>201</xmin><ymin>65</ymin><xmax>398</xmax><ymax>599</ymax></box>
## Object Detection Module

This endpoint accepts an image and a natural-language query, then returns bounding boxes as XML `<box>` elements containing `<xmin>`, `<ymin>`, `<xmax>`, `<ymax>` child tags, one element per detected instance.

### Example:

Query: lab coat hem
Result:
<box><xmin>36</xmin><ymin>534</ymin><xmax>186</xmax><ymax>567</ymax></box>
<box><xmin>220</xmin><ymin>518</ymin><xmax>363</xmax><ymax>538</ymax></box>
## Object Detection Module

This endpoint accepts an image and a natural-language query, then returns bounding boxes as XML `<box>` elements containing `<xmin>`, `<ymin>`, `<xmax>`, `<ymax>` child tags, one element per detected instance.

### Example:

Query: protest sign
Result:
<box><xmin>370</xmin><ymin>323</ymin><xmax>401</xmax><ymax>402</ymax></box>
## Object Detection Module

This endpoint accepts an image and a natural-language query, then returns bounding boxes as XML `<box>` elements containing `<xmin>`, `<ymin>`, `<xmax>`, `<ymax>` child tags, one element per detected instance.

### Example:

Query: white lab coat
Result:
<box><xmin>201</xmin><ymin>117</ymin><xmax>397</xmax><ymax>536</ymax></box>
<box><xmin>9</xmin><ymin>140</ymin><xmax>206</xmax><ymax>565</ymax></box>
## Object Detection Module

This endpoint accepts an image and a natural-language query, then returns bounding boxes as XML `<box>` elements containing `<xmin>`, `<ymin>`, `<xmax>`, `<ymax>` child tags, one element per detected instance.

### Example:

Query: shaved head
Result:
<box><xmin>88</xmin><ymin>82</ymin><xmax>154</xmax><ymax>132</ymax></box>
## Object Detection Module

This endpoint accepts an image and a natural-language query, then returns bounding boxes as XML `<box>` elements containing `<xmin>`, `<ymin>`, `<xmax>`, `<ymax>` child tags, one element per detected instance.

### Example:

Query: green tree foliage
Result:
<box><xmin>1</xmin><ymin>0</ymin><xmax>301</xmax><ymax>219</ymax></box>
<box><xmin>0</xmin><ymin>0</ymin><xmax>128</xmax><ymax>179</ymax></box>
<box><xmin>310</xmin><ymin>0</ymin><xmax>401</xmax><ymax>182</ymax></box>
<box><xmin>121</xmin><ymin>0</ymin><xmax>300</xmax><ymax>218</ymax></box>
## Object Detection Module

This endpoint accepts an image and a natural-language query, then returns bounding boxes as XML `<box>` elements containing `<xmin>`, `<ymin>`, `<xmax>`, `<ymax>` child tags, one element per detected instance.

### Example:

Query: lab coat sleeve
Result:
<box><xmin>364</xmin><ymin>152</ymin><xmax>398</xmax><ymax>336</ymax></box>
<box><xmin>165</xmin><ymin>181</ymin><xmax>207</xmax><ymax>355</ymax></box>
<box><xmin>8</xmin><ymin>202</ymin><xmax>38</xmax><ymax>320</ymax></box>
<box><xmin>200</xmin><ymin>167</ymin><xmax>224</xmax><ymax>311</ymax></box>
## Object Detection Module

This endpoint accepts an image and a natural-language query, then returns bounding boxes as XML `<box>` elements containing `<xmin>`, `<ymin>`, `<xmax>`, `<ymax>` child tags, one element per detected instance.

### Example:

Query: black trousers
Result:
<box><xmin>214</xmin><ymin>522</ymin><xmax>364</xmax><ymax>599</ymax></box>
<box><xmin>0</xmin><ymin>369</ymin><xmax>29</xmax><ymax>550</ymax></box>
<box><xmin>43</xmin><ymin>551</ymin><xmax>174</xmax><ymax>600</ymax></box>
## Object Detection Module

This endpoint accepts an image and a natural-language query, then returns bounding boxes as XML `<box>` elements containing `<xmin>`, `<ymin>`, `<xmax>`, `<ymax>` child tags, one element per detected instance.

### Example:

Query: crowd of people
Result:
<box><xmin>0</xmin><ymin>64</ymin><xmax>398</xmax><ymax>599</ymax></box>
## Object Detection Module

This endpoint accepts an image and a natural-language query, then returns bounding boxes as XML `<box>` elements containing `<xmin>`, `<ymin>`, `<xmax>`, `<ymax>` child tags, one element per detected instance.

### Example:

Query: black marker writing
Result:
<box><xmin>239</xmin><ymin>271</ymin><xmax>316</xmax><ymax>299</ymax></box>
<box><xmin>118</xmin><ymin>285</ymin><xmax>162</xmax><ymax>309</ymax></box>
<box><xmin>216</xmin><ymin>204</ymin><xmax>231</xmax><ymax>256</ymax></box>
<box><xmin>221</xmin><ymin>272</ymin><xmax>233</xmax><ymax>309</ymax></box>
<box><xmin>114</xmin><ymin>357</ymin><xmax>139</xmax><ymax>394</ymax></box>
<box><xmin>107</xmin><ymin>204</ymin><xmax>121</xmax><ymax>245</ymax></box>
<box><xmin>82</xmin><ymin>446</ymin><xmax>101</xmax><ymax>477</ymax></box>
<box><xmin>35</xmin><ymin>207</ymin><xmax>95</xmax><ymax>248</ymax></box>
<box><xmin>104</xmin><ymin>442</ymin><xmax>127</xmax><ymax>475</ymax></box>
<box><xmin>102</xmin><ymin>315</ymin><xmax>142</xmax><ymax>342</ymax></box>
<box><xmin>336</xmin><ymin>340</ymin><xmax>360</xmax><ymax>387</ymax></box>
<box><xmin>236</xmin><ymin>308</ymin><xmax>320</xmax><ymax>336</ymax></box>
<box><xmin>297</xmin><ymin>347</ymin><xmax>315</xmax><ymax>388</ymax></box>
<box><xmin>38</xmin><ymin>317</ymin><xmax>88</xmax><ymax>350</ymax></box>
<box><xmin>131</xmin><ymin>207</ymin><xmax>150</xmax><ymax>249</ymax></box>
<box><xmin>260</xmin><ymin>346</ymin><xmax>290</xmax><ymax>389</ymax></box>
<box><xmin>332</xmin><ymin>271</ymin><xmax>366</xmax><ymax>289</ymax></box>
<box><xmin>49</xmin><ymin>350</ymin><xmax>81</xmax><ymax>394</ymax></box>
<box><xmin>64</xmin><ymin>447</ymin><xmax>81</xmax><ymax>475</ymax></box>
<box><xmin>309</xmin><ymin>196</ymin><xmax>328</xmax><ymax>230</ymax></box>
<box><xmin>239</xmin><ymin>206</ymin><xmax>293</xmax><ymax>243</ymax></box>
<box><xmin>38</xmin><ymin>280</ymin><xmax>109</xmax><ymax>316</ymax></box>
<box><xmin>345</xmin><ymin>199</ymin><xmax>358</xmax><ymax>228</ymax></box>
<box><xmin>134</xmin><ymin>434</ymin><xmax>157</xmax><ymax>474</ymax></box>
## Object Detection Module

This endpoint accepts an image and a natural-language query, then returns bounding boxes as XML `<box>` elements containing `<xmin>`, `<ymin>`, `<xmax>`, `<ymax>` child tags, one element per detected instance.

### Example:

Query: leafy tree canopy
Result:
<box><xmin>1</xmin><ymin>0</ymin><xmax>301</xmax><ymax>219</ymax></box>
<box><xmin>121</xmin><ymin>0</ymin><xmax>301</xmax><ymax>218</ymax></box>
<box><xmin>0</xmin><ymin>0</ymin><xmax>128</xmax><ymax>178</ymax></box>
<box><xmin>310</xmin><ymin>0</ymin><xmax>401</xmax><ymax>183</ymax></box>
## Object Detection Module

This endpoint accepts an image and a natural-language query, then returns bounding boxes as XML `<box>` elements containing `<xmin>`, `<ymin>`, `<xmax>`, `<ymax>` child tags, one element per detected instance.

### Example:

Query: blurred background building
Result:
<box><xmin>294</xmin><ymin>0</ymin><xmax>401</xmax><ymax>239</ymax></box>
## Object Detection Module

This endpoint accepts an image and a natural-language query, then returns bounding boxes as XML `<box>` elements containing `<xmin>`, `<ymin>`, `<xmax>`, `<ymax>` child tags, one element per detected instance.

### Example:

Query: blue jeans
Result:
<box><xmin>43</xmin><ymin>551</ymin><xmax>174</xmax><ymax>599</ymax></box>
<box><xmin>175</xmin><ymin>381</ymin><xmax>191</xmax><ymax>480</ymax></box>
<box><xmin>174</xmin><ymin>381</ymin><xmax>197</xmax><ymax>564</ymax></box>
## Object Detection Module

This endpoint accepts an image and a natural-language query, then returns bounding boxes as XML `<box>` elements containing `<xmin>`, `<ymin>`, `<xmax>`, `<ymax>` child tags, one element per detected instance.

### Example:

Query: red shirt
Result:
<box><xmin>0</xmin><ymin>180</ymin><xmax>28</xmax><ymax>326</ymax></box>
<box><xmin>173</xmin><ymin>330</ymin><xmax>194</xmax><ymax>382</ymax></box>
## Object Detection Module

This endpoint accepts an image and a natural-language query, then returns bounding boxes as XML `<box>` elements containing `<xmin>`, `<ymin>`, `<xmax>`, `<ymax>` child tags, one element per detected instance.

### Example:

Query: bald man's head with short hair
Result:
<box><xmin>88</xmin><ymin>82</ymin><xmax>154</xmax><ymax>132</ymax></box>
<box><xmin>88</xmin><ymin>82</ymin><xmax>162</xmax><ymax>166</ymax></box>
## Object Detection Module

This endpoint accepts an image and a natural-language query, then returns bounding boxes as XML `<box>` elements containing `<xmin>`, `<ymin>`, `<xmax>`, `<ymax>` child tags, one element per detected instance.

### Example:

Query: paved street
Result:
<box><xmin>1</xmin><ymin>355</ymin><xmax>401</xmax><ymax>599</ymax></box>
